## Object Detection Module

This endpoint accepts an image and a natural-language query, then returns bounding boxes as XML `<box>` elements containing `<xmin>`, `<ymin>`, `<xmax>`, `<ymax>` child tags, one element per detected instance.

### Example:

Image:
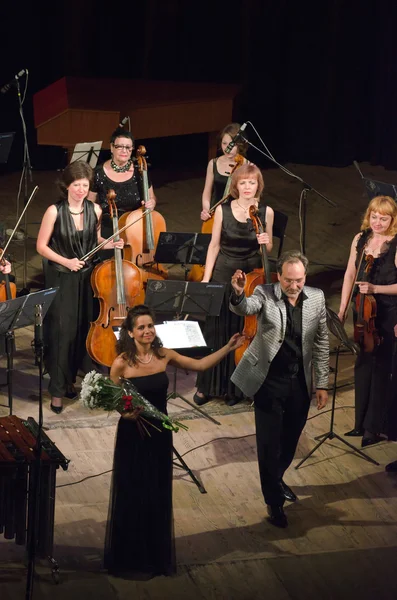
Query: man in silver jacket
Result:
<box><xmin>230</xmin><ymin>250</ymin><xmax>329</xmax><ymax>528</ymax></box>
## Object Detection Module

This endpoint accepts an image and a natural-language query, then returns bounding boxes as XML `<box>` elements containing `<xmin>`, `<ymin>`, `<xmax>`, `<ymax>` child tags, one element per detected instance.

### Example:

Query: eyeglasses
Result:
<box><xmin>113</xmin><ymin>144</ymin><xmax>133</xmax><ymax>151</ymax></box>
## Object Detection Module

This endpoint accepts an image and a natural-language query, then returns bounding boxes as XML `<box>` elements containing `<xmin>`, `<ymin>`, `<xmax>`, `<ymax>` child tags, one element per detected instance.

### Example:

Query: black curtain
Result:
<box><xmin>1</xmin><ymin>0</ymin><xmax>397</xmax><ymax>169</ymax></box>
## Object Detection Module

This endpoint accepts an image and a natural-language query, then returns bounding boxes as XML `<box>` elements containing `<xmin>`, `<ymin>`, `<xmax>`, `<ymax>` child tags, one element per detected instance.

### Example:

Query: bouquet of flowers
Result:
<box><xmin>80</xmin><ymin>371</ymin><xmax>188</xmax><ymax>436</ymax></box>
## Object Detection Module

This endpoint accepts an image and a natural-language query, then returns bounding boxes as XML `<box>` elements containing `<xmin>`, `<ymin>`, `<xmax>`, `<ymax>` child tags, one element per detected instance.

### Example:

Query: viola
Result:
<box><xmin>353</xmin><ymin>252</ymin><xmax>382</xmax><ymax>353</ymax></box>
<box><xmin>118</xmin><ymin>145</ymin><xmax>167</xmax><ymax>287</ymax></box>
<box><xmin>235</xmin><ymin>205</ymin><xmax>276</xmax><ymax>365</ymax></box>
<box><xmin>86</xmin><ymin>190</ymin><xmax>143</xmax><ymax>367</ymax></box>
<box><xmin>188</xmin><ymin>153</ymin><xmax>245</xmax><ymax>282</ymax></box>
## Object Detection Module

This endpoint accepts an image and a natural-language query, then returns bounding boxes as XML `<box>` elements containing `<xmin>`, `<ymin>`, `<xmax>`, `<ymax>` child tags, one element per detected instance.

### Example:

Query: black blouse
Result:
<box><xmin>92</xmin><ymin>165</ymin><xmax>144</xmax><ymax>217</ymax></box>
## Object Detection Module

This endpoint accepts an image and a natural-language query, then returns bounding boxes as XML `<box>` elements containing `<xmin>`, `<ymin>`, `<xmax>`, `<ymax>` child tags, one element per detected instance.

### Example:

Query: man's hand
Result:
<box><xmin>231</xmin><ymin>270</ymin><xmax>246</xmax><ymax>296</ymax></box>
<box><xmin>316</xmin><ymin>389</ymin><xmax>328</xmax><ymax>410</ymax></box>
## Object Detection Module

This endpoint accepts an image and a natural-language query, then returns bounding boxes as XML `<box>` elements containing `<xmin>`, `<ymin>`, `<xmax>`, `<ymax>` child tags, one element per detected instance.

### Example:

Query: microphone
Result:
<box><xmin>34</xmin><ymin>304</ymin><xmax>43</xmax><ymax>352</ymax></box>
<box><xmin>225</xmin><ymin>122</ymin><xmax>247</xmax><ymax>154</ymax></box>
<box><xmin>1</xmin><ymin>69</ymin><xmax>28</xmax><ymax>95</ymax></box>
<box><xmin>118</xmin><ymin>116</ymin><xmax>129</xmax><ymax>129</ymax></box>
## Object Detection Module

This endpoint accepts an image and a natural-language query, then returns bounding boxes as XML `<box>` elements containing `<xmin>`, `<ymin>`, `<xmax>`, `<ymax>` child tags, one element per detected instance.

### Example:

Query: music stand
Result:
<box><xmin>70</xmin><ymin>141</ymin><xmax>102</xmax><ymax>168</ymax></box>
<box><xmin>0</xmin><ymin>131</ymin><xmax>15</xmax><ymax>164</ymax></box>
<box><xmin>295</xmin><ymin>311</ymin><xmax>379</xmax><ymax>469</ymax></box>
<box><xmin>0</xmin><ymin>288</ymin><xmax>58</xmax><ymax>415</ymax></box>
<box><xmin>154</xmin><ymin>232</ymin><xmax>211</xmax><ymax>279</ymax></box>
<box><xmin>145</xmin><ymin>279</ymin><xmax>225</xmax><ymax>426</ymax></box>
<box><xmin>353</xmin><ymin>161</ymin><xmax>397</xmax><ymax>201</ymax></box>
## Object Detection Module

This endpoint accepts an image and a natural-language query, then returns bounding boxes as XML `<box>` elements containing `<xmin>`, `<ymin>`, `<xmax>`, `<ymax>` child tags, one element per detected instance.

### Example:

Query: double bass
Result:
<box><xmin>86</xmin><ymin>190</ymin><xmax>142</xmax><ymax>367</ymax></box>
<box><xmin>188</xmin><ymin>153</ymin><xmax>245</xmax><ymax>282</ymax></box>
<box><xmin>119</xmin><ymin>145</ymin><xmax>167</xmax><ymax>288</ymax></box>
<box><xmin>235</xmin><ymin>205</ymin><xmax>276</xmax><ymax>364</ymax></box>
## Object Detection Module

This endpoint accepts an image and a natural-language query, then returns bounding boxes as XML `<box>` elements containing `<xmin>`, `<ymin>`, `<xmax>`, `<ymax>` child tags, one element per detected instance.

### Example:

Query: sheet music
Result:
<box><xmin>70</xmin><ymin>141</ymin><xmax>102</xmax><ymax>168</ymax></box>
<box><xmin>155</xmin><ymin>321</ymin><xmax>206</xmax><ymax>349</ymax></box>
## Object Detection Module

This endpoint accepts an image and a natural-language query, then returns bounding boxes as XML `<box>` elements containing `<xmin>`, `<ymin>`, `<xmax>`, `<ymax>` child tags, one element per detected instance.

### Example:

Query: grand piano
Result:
<box><xmin>33</xmin><ymin>77</ymin><xmax>239</xmax><ymax>159</ymax></box>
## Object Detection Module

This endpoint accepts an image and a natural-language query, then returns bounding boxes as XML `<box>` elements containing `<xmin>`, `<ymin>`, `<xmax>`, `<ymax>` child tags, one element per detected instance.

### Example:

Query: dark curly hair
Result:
<box><xmin>116</xmin><ymin>305</ymin><xmax>163</xmax><ymax>366</ymax></box>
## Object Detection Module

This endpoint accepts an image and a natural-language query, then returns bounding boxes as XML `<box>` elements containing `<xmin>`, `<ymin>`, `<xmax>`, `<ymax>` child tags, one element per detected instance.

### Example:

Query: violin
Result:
<box><xmin>86</xmin><ymin>190</ymin><xmax>143</xmax><ymax>367</ymax></box>
<box><xmin>353</xmin><ymin>252</ymin><xmax>382</xmax><ymax>353</ymax></box>
<box><xmin>188</xmin><ymin>153</ymin><xmax>245</xmax><ymax>282</ymax></box>
<box><xmin>235</xmin><ymin>205</ymin><xmax>276</xmax><ymax>365</ymax></box>
<box><xmin>0</xmin><ymin>251</ymin><xmax>16</xmax><ymax>302</ymax></box>
<box><xmin>118</xmin><ymin>145</ymin><xmax>167</xmax><ymax>286</ymax></box>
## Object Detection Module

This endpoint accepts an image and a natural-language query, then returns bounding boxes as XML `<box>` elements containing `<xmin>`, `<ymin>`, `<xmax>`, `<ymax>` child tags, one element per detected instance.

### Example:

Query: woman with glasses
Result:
<box><xmin>89</xmin><ymin>128</ymin><xmax>156</xmax><ymax>254</ymax></box>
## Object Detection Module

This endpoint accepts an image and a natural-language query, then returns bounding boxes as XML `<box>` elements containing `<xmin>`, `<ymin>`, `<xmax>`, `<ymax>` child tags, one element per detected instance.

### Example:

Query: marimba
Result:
<box><xmin>0</xmin><ymin>415</ymin><xmax>69</xmax><ymax>557</ymax></box>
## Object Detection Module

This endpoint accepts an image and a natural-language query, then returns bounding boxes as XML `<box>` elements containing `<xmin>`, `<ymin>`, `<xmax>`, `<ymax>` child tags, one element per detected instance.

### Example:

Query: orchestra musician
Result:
<box><xmin>88</xmin><ymin>128</ymin><xmax>156</xmax><ymax>255</ymax></box>
<box><xmin>194</xmin><ymin>163</ymin><xmax>274</xmax><ymax>407</ymax></box>
<box><xmin>200</xmin><ymin>122</ymin><xmax>248</xmax><ymax>222</ymax></box>
<box><xmin>36</xmin><ymin>162</ymin><xmax>124</xmax><ymax>414</ymax></box>
<box><xmin>338</xmin><ymin>195</ymin><xmax>397</xmax><ymax>448</ymax></box>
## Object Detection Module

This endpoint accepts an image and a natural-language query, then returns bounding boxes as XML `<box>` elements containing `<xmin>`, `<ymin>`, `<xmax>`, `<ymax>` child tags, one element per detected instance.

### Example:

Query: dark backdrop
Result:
<box><xmin>1</xmin><ymin>0</ymin><xmax>396</xmax><ymax>172</ymax></box>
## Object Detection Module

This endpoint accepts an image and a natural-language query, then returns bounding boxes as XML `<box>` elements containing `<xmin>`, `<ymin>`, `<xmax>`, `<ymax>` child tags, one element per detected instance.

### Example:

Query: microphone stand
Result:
<box><xmin>16</xmin><ymin>75</ymin><xmax>33</xmax><ymax>295</ymax></box>
<box><xmin>238</xmin><ymin>125</ymin><xmax>337</xmax><ymax>255</ymax></box>
<box><xmin>25</xmin><ymin>304</ymin><xmax>48</xmax><ymax>599</ymax></box>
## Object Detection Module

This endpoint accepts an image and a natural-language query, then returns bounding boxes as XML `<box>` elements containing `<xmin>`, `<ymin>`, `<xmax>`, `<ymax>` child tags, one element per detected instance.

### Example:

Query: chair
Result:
<box><xmin>271</xmin><ymin>209</ymin><xmax>288</xmax><ymax>262</ymax></box>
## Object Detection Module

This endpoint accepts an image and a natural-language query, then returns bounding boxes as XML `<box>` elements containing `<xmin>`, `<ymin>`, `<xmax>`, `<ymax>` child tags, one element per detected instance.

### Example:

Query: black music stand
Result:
<box><xmin>70</xmin><ymin>141</ymin><xmax>102</xmax><ymax>168</ymax></box>
<box><xmin>154</xmin><ymin>232</ymin><xmax>211</xmax><ymax>280</ymax></box>
<box><xmin>145</xmin><ymin>279</ymin><xmax>225</xmax><ymax>427</ymax></box>
<box><xmin>295</xmin><ymin>318</ymin><xmax>379</xmax><ymax>469</ymax></box>
<box><xmin>0</xmin><ymin>288</ymin><xmax>58</xmax><ymax>415</ymax></box>
<box><xmin>353</xmin><ymin>161</ymin><xmax>397</xmax><ymax>201</ymax></box>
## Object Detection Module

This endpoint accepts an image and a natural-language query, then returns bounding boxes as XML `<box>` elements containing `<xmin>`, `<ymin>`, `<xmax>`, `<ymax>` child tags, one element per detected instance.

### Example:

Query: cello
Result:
<box><xmin>119</xmin><ymin>145</ymin><xmax>167</xmax><ymax>287</ymax></box>
<box><xmin>235</xmin><ymin>205</ymin><xmax>276</xmax><ymax>365</ymax></box>
<box><xmin>86</xmin><ymin>190</ymin><xmax>143</xmax><ymax>367</ymax></box>
<box><xmin>188</xmin><ymin>153</ymin><xmax>245</xmax><ymax>282</ymax></box>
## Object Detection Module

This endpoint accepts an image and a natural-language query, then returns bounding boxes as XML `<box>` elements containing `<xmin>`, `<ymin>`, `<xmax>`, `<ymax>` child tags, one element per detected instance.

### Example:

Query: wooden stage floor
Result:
<box><xmin>1</xmin><ymin>161</ymin><xmax>397</xmax><ymax>598</ymax></box>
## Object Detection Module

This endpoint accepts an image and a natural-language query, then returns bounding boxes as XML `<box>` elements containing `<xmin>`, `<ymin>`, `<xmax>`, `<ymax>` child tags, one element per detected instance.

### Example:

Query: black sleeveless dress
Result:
<box><xmin>104</xmin><ymin>371</ymin><xmax>176</xmax><ymax>577</ymax></box>
<box><xmin>43</xmin><ymin>199</ymin><xmax>97</xmax><ymax>398</ymax></box>
<box><xmin>210</xmin><ymin>158</ymin><xmax>229</xmax><ymax>208</ymax></box>
<box><xmin>353</xmin><ymin>230</ymin><xmax>397</xmax><ymax>438</ymax></box>
<box><xmin>197</xmin><ymin>202</ymin><xmax>265</xmax><ymax>400</ymax></box>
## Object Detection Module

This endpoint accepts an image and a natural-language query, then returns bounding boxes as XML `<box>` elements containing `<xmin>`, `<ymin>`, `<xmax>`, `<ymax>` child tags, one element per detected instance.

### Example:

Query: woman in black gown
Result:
<box><xmin>36</xmin><ymin>162</ymin><xmax>124</xmax><ymax>413</ymax></box>
<box><xmin>200</xmin><ymin>122</ymin><xmax>247</xmax><ymax>222</ymax></box>
<box><xmin>338</xmin><ymin>195</ymin><xmax>397</xmax><ymax>447</ymax></box>
<box><xmin>194</xmin><ymin>164</ymin><xmax>274</xmax><ymax>406</ymax></box>
<box><xmin>106</xmin><ymin>304</ymin><xmax>243</xmax><ymax>578</ymax></box>
<box><xmin>89</xmin><ymin>128</ymin><xmax>156</xmax><ymax>256</ymax></box>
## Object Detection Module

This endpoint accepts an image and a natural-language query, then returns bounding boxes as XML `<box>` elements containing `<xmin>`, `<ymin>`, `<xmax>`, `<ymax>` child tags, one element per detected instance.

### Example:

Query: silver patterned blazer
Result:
<box><xmin>230</xmin><ymin>282</ymin><xmax>329</xmax><ymax>398</ymax></box>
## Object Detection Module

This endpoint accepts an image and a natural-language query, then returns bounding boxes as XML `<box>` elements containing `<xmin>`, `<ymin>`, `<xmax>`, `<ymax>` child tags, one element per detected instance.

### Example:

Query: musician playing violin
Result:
<box><xmin>89</xmin><ymin>128</ymin><xmax>156</xmax><ymax>256</ymax></box>
<box><xmin>36</xmin><ymin>162</ymin><xmax>124</xmax><ymax>414</ymax></box>
<box><xmin>200</xmin><ymin>123</ymin><xmax>248</xmax><ymax>222</ymax></box>
<box><xmin>338</xmin><ymin>195</ymin><xmax>397</xmax><ymax>448</ymax></box>
<box><xmin>194</xmin><ymin>164</ymin><xmax>274</xmax><ymax>407</ymax></box>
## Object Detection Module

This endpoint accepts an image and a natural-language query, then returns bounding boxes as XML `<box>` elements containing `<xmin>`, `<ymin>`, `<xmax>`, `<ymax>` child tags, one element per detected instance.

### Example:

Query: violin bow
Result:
<box><xmin>80</xmin><ymin>209</ymin><xmax>151</xmax><ymax>262</ymax></box>
<box><xmin>0</xmin><ymin>185</ymin><xmax>39</xmax><ymax>263</ymax></box>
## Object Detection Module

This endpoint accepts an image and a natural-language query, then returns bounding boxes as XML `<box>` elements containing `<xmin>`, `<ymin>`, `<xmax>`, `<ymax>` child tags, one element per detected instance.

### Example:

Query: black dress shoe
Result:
<box><xmin>345</xmin><ymin>428</ymin><xmax>364</xmax><ymax>437</ymax></box>
<box><xmin>64</xmin><ymin>386</ymin><xmax>78</xmax><ymax>400</ymax></box>
<box><xmin>193</xmin><ymin>392</ymin><xmax>210</xmax><ymax>406</ymax></box>
<box><xmin>267</xmin><ymin>505</ymin><xmax>288</xmax><ymax>528</ymax></box>
<box><xmin>225</xmin><ymin>395</ymin><xmax>241</xmax><ymax>407</ymax></box>
<box><xmin>361</xmin><ymin>435</ymin><xmax>382</xmax><ymax>448</ymax></box>
<box><xmin>50</xmin><ymin>403</ymin><xmax>63</xmax><ymax>414</ymax></box>
<box><xmin>385</xmin><ymin>460</ymin><xmax>397</xmax><ymax>473</ymax></box>
<box><xmin>280</xmin><ymin>479</ymin><xmax>297</xmax><ymax>502</ymax></box>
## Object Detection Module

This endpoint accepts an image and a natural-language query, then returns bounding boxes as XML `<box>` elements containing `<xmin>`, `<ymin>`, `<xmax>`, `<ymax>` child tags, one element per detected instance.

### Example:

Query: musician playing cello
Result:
<box><xmin>338</xmin><ymin>196</ymin><xmax>397</xmax><ymax>448</ymax></box>
<box><xmin>36</xmin><ymin>162</ymin><xmax>123</xmax><ymax>414</ymax></box>
<box><xmin>230</xmin><ymin>250</ymin><xmax>329</xmax><ymax>528</ymax></box>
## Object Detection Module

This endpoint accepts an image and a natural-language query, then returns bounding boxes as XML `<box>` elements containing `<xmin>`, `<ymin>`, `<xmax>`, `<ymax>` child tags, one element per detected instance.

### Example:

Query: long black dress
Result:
<box><xmin>196</xmin><ymin>202</ymin><xmax>265</xmax><ymax>400</ymax></box>
<box><xmin>353</xmin><ymin>230</ymin><xmax>397</xmax><ymax>438</ymax></box>
<box><xmin>44</xmin><ymin>200</ymin><xmax>97</xmax><ymax>398</ymax></box>
<box><xmin>104</xmin><ymin>371</ymin><xmax>176</xmax><ymax>578</ymax></box>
